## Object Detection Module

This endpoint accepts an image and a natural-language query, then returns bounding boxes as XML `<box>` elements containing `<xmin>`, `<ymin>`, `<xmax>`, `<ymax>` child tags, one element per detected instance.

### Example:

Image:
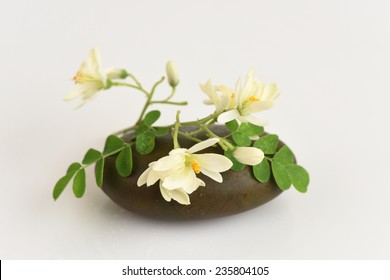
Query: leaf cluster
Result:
<box><xmin>53</xmin><ymin>110</ymin><xmax>171</xmax><ymax>200</ymax></box>
<box><xmin>225</xmin><ymin>120</ymin><xmax>309</xmax><ymax>192</ymax></box>
<box><xmin>226</xmin><ymin>120</ymin><xmax>264</xmax><ymax>147</ymax></box>
<box><xmin>135</xmin><ymin>110</ymin><xmax>168</xmax><ymax>155</ymax></box>
<box><xmin>253</xmin><ymin>141</ymin><xmax>309</xmax><ymax>193</ymax></box>
<box><xmin>53</xmin><ymin>135</ymin><xmax>132</xmax><ymax>200</ymax></box>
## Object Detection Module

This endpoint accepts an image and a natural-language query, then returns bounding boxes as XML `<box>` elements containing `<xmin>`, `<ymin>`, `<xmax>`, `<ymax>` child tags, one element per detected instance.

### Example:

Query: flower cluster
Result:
<box><xmin>53</xmin><ymin>48</ymin><xmax>309</xmax><ymax>205</ymax></box>
<box><xmin>201</xmin><ymin>69</ymin><xmax>280</xmax><ymax>126</ymax></box>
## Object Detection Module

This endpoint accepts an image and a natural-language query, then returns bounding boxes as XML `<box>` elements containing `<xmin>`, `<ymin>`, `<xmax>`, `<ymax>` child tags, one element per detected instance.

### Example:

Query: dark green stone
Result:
<box><xmin>100</xmin><ymin>125</ymin><xmax>286</xmax><ymax>220</ymax></box>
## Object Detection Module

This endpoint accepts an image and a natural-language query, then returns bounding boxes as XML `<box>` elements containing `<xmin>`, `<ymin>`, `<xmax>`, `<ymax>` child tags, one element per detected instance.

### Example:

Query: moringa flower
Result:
<box><xmin>202</xmin><ymin>69</ymin><xmax>280</xmax><ymax>126</ymax></box>
<box><xmin>64</xmin><ymin>48</ymin><xmax>108</xmax><ymax>106</ymax></box>
<box><xmin>200</xmin><ymin>80</ymin><xmax>236</xmax><ymax>111</ymax></box>
<box><xmin>137</xmin><ymin>138</ymin><xmax>233</xmax><ymax>205</ymax></box>
<box><xmin>233</xmin><ymin>146</ymin><xmax>264</xmax><ymax>166</ymax></box>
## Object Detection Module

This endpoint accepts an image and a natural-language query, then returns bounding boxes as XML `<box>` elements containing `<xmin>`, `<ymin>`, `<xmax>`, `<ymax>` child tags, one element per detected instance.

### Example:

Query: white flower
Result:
<box><xmin>233</xmin><ymin>146</ymin><xmax>264</xmax><ymax>166</ymax></box>
<box><xmin>200</xmin><ymin>80</ymin><xmax>236</xmax><ymax>111</ymax></box>
<box><xmin>166</xmin><ymin>60</ymin><xmax>179</xmax><ymax>87</ymax></box>
<box><xmin>137</xmin><ymin>138</ymin><xmax>233</xmax><ymax>205</ymax></box>
<box><xmin>64</xmin><ymin>48</ymin><xmax>108</xmax><ymax>106</ymax></box>
<box><xmin>206</xmin><ymin>69</ymin><xmax>280</xmax><ymax>126</ymax></box>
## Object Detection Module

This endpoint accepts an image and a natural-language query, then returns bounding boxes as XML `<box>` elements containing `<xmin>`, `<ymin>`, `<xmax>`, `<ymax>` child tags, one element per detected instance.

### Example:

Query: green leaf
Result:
<box><xmin>232</xmin><ymin>131</ymin><xmax>251</xmax><ymax>147</ymax></box>
<box><xmin>82</xmin><ymin>149</ymin><xmax>102</xmax><ymax>165</ymax></box>
<box><xmin>273</xmin><ymin>146</ymin><xmax>294</xmax><ymax>165</ymax></box>
<box><xmin>154</xmin><ymin>126</ymin><xmax>169</xmax><ymax>137</ymax></box>
<box><xmin>72</xmin><ymin>169</ymin><xmax>86</xmax><ymax>198</ymax></box>
<box><xmin>225</xmin><ymin>120</ymin><xmax>239</xmax><ymax>132</ymax></box>
<box><xmin>66</xmin><ymin>162</ymin><xmax>81</xmax><ymax>176</ymax></box>
<box><xmin>285</xmin><ymin>164</ymin><xmax>309</xmax><ymax>193</ymax></box>
<box><xmin>136</xmin><ymin>131</ymin><xmax>155</xmax><ymax>155</ymax></box>
<box><xmin>224</xmin><ymin>149</ymin><xmax>245</xmax><ymax>171</ymax></box>
<box><xmin>254</xmin><ymin>134</ymin><xmax>279</xmax><ymax>154</ymax></box>
<box><xmin>53</xmin><ymin>162</ymin><xmax>81</xmax><ymax>200</ymax></box>
<box><xmin>239</xmin><ymin>123</ymin><xmax>264</xmax><ymax>136</ymax></box>
<box><xmin>253</xmin><ymin>158</ymin><xmax>271</xmax><ymax>183</ymax></box>
<box><xmin>136</xmin><ymin>123</ymin><xmax>149</xmax><ymax>135</ymax></box>
<box><xmin>53</xmin><ymin>175</ymin><xmax>72</xmax><ymax>200</ymax></box>
<box><xmin>272</xmin><ymin>161</ymin><xmax>291</xmax><ymax>190</ymax></box>
<box><xmin>103</xmin><ymin>135</ymin><xmax>124</xmax><ymax>154</ymax></box>
<box><xmin>115</xmin><ymin>146</ymin><xmax>133</xmax><ymax>177</ymax></box>
<box><xmin>144</xmin><ymin>110</ymin><xmax>161</xmax><ymax>126</ymax></box>
<box><xmin>95</xmin><ymin>158</ymin><xmax>104</xmax><ymax>187</ymax></box>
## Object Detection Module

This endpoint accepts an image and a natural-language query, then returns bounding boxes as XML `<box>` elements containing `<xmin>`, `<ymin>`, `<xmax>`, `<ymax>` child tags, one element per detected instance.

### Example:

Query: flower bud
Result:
<box><xmin>165</xmin><ymin>60</ymin><xmax>179</xmax><ymax>87</ymax></box>
<box><xmin>107</xmin><ymin>68</ymin><xmax>128</xmax><ymax>80</ymax></box>
<box><xmin>233</xmin><ymin>147</ymin><xmax>264</xmax><ymax>166</ymax></box>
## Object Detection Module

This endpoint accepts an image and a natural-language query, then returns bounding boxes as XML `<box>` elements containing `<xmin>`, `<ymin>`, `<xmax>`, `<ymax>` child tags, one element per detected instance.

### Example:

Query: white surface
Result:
<box><xmin>1</xmin><ymin>0</ymin><xmax>390</xmax><ymax>259</ymax></box>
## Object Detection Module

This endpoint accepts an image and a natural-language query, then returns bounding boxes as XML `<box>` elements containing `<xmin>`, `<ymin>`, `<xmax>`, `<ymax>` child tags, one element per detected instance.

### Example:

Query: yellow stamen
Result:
<box><xmin>191</xmin><ymin>162</ymin><xmax>201</xmax><ymax>174</ymax></box>
<box><xmin>72</xmin><ymin>72</ymin><xmax>83</xmax><ymax>83</ymax></box>
<box><xmin>249</xmin><ymin>96</ymin><xmax>259</xmax><ymax>102</ymax></box>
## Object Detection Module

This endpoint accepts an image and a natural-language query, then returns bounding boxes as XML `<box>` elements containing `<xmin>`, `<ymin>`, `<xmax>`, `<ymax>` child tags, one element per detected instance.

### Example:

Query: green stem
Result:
<box><xmin>113</xmin><ymin>125</ymin><xmax>137</xmax><ymax>136</ymax></box>
<box><xmin>150</xmin><ymin>100</ymin><xmax>188</xmax><ymax>106</ymax></box>
<box><xmin>206</xmin><ymin>119</ymin><xmax>216</xmax><ymax>127</ymax></box>
<box><xmin>180</xmin><ymin>110</ymin><xmax>221</xmax><ymax>127</ymax></box>
<box><xmin>188</xmin><ymin>127</ymin><xmax>203</xmax><ymax>136</ymax></box>
<box><xmin>111</xmin><ymin>81</ymin><xmax>149</xmax><ymax>96</ymax></box>
<box><xmin>164</xmin><ymin>87</ymin><xmax>176</xmax><ymax>101</ymax></box>
<box><xmin>265</xmin><ymin>156</ymin><xmax>273</xmax><ymax>162</ymax></box>
<box><xmin>173</xmin><ymin>111</ymin><xmax>181</xmax><ymax>148</ymax></box>
<box><xmin>202</xmin><ymin>125</ymin><xmax>234</xmax><ymax>151</ymax></box>
<box><xmin>127</xmin><ymin>73</ymin><xmax>142</xmax><ymax>88</ymax></box>
<box><xmin>79</xmin><ymin>142</ymin><xmax>134</xmax><ymax>171</ymax></box>
<box><xmin>114</xmin><ymin>109</ymin><xmax>220</xmax><ymax>138</ymax></box>
<box><xmin>178</xmin><ymin>131</ymin><xmax>203</xmax><ymax>143</ymax></box>
<box><xmin>136</xmin><ymin>76</ymin><xmax>165</xmax><ymax>124</ymax></box>
<box><xmin>223</xmin><ymin>132</ymin><xmax>233</xmax><ymax>139</ymax></box>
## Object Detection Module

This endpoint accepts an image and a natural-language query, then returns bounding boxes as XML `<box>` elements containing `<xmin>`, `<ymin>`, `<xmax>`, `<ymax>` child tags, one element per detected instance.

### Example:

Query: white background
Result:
<box><xmin>1</xmin><ymin>0</ymin><xmax>390</xmax><ymax>259</ymax></box>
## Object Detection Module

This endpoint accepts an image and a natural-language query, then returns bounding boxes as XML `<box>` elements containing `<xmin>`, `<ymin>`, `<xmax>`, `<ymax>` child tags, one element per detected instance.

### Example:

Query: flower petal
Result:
<box><xmin>218</xmin><ymin>93</ymin><xmax>231</xmax><ymax>110</ymax></box>
<box><xmin>153</xmin><ymin>154</ymin><xmax>184</xmax><ymax>172</ymax></box>
<box><xmin>187</xmin><ymin>138</ymin><xmax>220</xmax><ymax>154</ymax></box>
<box><xmin>238</xmin><ymin>115</ymin><xmax>268</xmax><ymax>126</ymax></box>
<box><xmin>235</xmin><ymin>77</ymin><xmax>243</xmax><ymax>107</ymax></box>
<box><xmin>200</xmin><ymin>80</ymin><xmax>213</xmax><ymax>97</ymax></box>
<box><xmin>146</xmin><ymin>169</ymin><xmax>161</xmax><ymax>186</ymax></box>
<box><xmin>168</xmin><ymin>148</ymin><xmax>187</xmax><ymax>156</ymax></box>
<box><xmin>200</xmin><ymin>168</ymin><xmax>223</xmax><ymax>183</ymax></box>
<box><xmin>217</xmin><ymin>109</ymin><xmax>240</xmax><ymax>124</ymax></box>
<box><xmin>215</xmin><ymin>85</ymin><xmax>235</xmax><ymax>110</ymax></box>
<box><xmin>243</xmin><ymin>101</ymin><xmax>274</xmax><ymax>115</ymax></box>
<box><xmin>169</xmin><ymin>189</ymin><xmax>190</xmax><ymax>205</ymax></box>
<box><xmin>64</xmin><ymin>84</ymin><xmax>89</xmax><ymax>101</ymax></box>
<box><xmin>162</xmin><ymin>166</ymin><xmax>196</xmax><ymax>191</ymax></box>
<box><xmin>137</xmin><ymin>166</ymin><xmax>151</xmax><ymax>186</ymax></box>
<box><xmin>197</xmin><ymin>178</ymin><xmax>206</xmax><ymax>187</ymax></box>
<box><xmin>80</xmin><ymin>87</ymin><xmax>99</xmax><ymax>101</ymax></box>
<box><xmin>261</xmin><ymin>83</ymin><xmax>280</xmax><ymax>102</ymax></box>
<box><xmin>160</xmin><ymin>185</ymin><xmax>190</xmax><ymax>205</ymax></box>
<box><xmin>239</xmin><ymin>69</ymin><xmax>256</xmax><ymax>103</ymax></box>
<box><xmin>192</xmin><ymin>154</ymin><xmax>232</xmax><ymax>172</ymax></box>
<box><xmin>87</xmin><ymin>47</ymin><xmax>102</xmax><ymax>72</ymax></box>
<box><xmin>159</xmin><ymin>184</ymin><xmax>172</xmax><ymax>202</ymax></box>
